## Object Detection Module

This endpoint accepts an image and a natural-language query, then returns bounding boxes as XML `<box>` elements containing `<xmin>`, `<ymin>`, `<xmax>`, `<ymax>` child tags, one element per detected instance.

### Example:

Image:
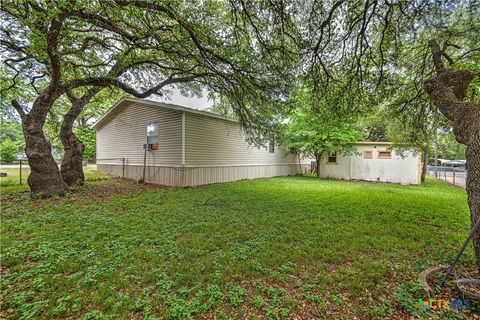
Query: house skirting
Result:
<box><xmin>97</xmin><ymin>163</ymin><xmax>310</xmax><ymax>187</ymax></box>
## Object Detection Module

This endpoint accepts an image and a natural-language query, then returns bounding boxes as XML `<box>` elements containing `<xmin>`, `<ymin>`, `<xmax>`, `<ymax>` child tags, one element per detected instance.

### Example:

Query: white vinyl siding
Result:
<box><xmin>95</xmin><ymin>98</ymin><xmax>305</xmax><ymax>186</ymax></box>
<box><xmin>96</xmin><ymin>102</ymin><xmax>182</xmax><ymax>165</ymax></box>
<box><xmin>184</xmin><ymin>112</ymin><xmax>297</xmax><ymax>166</ymax></box>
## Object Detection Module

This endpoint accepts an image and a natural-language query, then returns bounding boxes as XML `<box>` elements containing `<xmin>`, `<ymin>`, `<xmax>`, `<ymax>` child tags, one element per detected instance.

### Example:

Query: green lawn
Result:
<box><xmin>0</xmin><ymin>175</ymin><xmax>477</xmax><ymax>319</ymax></box>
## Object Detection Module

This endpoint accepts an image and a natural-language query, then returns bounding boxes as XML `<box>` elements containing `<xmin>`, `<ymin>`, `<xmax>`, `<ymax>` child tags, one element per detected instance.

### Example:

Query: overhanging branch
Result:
<box><xmin>67</xmin><ymin>73</ymin><xmax>211</xmax><ymax>98</ymax></box>
<box><xmin>11</xmin><ymin>99</ymin><xmax>26</xmax><ymax>119</ymax></box>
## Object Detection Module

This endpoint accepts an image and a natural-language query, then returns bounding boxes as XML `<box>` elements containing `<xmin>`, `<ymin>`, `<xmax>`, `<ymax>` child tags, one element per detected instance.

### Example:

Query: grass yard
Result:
<box><xmin>0</xmin><ymin>175</ymin><xmax>478</xmax><ymax>319</ymax></box>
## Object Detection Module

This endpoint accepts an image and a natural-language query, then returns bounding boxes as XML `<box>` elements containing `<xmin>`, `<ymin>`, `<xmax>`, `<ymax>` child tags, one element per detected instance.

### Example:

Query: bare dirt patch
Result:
<box><xmin>0</xmin><ymin>178</ymin><xmax>166</xmax><ymax>208</ymax></box>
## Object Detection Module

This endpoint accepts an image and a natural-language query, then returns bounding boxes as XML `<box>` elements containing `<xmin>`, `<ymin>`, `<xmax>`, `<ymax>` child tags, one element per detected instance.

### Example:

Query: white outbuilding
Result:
<box><xmin>317</xmin><ymin>142</ymin><xmax>421</xmax><ymax>184</ymax></box>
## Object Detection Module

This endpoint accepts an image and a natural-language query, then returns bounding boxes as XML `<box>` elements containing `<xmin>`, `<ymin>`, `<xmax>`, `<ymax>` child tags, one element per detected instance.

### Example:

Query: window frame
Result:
<box><xmin>378</xmin><ymin>150</ymin><xmax>392</xmax><ymax>159</ymax></box>
<box><xmin>146</xmin><ymin>122</ymin><xmax>159</xmax><ymax>144</ymax></box>
<box><xmin>363</xmin><ymin>150</ymin><xmax>373</xmax><ymax>159</ymax></box>
<box><xmin>327</xmin><ymin>151</ymin><xmax>337</xmax><ymax>164</ymax></box>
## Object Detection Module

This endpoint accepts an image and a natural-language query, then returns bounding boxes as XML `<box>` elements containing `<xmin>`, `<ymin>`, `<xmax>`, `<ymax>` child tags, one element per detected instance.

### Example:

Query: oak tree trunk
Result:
<box><xmin>425</xmin><ymin>39</ymin><xmax>480</xmax><ymax>271</ymax></box>
<box><xmin>60</xmin><ymin>119</ymin><xmax>85</xmax><ymax>187</ymax></box>
<box><xmin>466</xmin><ymin>133</ymin><xmax>480</xmax><ymax>271</ymax></box>
<box><xmin>60</xmin><ymin>88</ymin><xmax>101</xmax><ymax>187</ymax></box>
<box><xmin>11</xmin><ymin>14</ymin><xmax>68</xmax><ymax>195</ymax></box>
<box><xmin>22</xmin><ymin>115</ymin><xmax>67</xmax><ymax>195</ymax></box>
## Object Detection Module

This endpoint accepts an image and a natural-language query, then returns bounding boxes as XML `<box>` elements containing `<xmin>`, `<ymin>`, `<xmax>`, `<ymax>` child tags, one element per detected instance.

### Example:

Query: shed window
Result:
<box><xmin>147</xmin><ymin>122</ymin><xmax>159</xmax><ymax>144</ymax></box>
<box><xmin>327</xmin><ymin>151</ymin><xmax>337</xmax><ymax>163</ymax></box>
<box><xmin>378</xmin><ymin>151</ymin><xmax>391</xmax><ymax>159</ymax></box>
<box><xmin>363</xmin><ymin>150</ymin><xmax>373</xmax><ymax>159</ymax></box>
<box><xmin>268</xmin><ymin>140</ymin><xmax>275</xmax><ymax>153</ymax></box>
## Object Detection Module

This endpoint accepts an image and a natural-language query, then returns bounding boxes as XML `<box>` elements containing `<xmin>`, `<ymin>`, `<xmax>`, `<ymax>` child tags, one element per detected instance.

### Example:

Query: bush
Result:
<box><xmin>0</xmin><ymin>139</ymin><xmax>21</xmax><ymax>161</ymax></box>
<box><xmin>75</xmin><ymin>128</ymin><xmax>96</xmax><ymax>160</ymax></box>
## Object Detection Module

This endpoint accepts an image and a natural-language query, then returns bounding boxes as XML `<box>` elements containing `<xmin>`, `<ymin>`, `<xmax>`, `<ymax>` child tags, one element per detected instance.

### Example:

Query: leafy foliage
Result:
<box><xmin>1</xmin><ymin>1</ymin><xmax>298</xmax><ymax>137</ymax></box>
<box><xmin>282</xmin><ymin>87</ymin><xmax>362</xmax><ymax>165</ymax></box>
<box><xmin>0</xmin><ymin>119</ymin><xmax>24</xmax><ymax>143</ymax></box>
<box><xmin>434</xmin><ymin>131</ymin><xmax>467</xmax><ymax>160</ymax></box>
<box><xmin>283</xmin><ymin>112</ymin><xmax>360</xmax><ymax>160</ymax></box>
<box><xmin>0</xmin><ymin>138</ymin><xmax>22</xmax><ymax>161</ymax></box>
<box><xmin>74</xmin><ymin>127</ymin><xmax>96</xmax><ymax>160</ymax></box>
<box><xmin>0</xmin><ymin>118</ymin><xmax>25</xmax><ymax>161</ymax></box>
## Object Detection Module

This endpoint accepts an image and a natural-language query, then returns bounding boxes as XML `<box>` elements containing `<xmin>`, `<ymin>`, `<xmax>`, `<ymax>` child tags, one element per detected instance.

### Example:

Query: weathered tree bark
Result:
<box><xmin>13</xmin><ymin>94</ymin><xmax>67</xmax><ymax>195</ymax></box>
<box><xmin>60</xmin><ymin>88</ymin><xmax>100</xmax><ymax>186</ymax></box>
<box><xmin>60</xmin><ymin>111</ymin><xmax>85</xmax><ymax>187</ymax></box>
<box><xmin>21</xmin><ymin>113</ymin><xmax>67</xmax><ymax>195</ymax></box>
<box><xmin>465</xmin><ymin>130</ymin><xmax>480</xmax><ymax>272</ymax></box>
<box><xmin>424</xmin><ymin>39</ymin><xmax>480</xmax><ymax>271</ymax></box>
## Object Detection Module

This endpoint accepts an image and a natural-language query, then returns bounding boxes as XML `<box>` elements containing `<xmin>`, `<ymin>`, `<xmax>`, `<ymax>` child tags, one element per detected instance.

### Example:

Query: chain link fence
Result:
<box><xmin>0</xmin><ymin>160</ymin><xmax>106</xmax><ymax>187</ymax></box>
<box><xmin>0</xmin><ymin>160</ymin><xmax>30</xmax><ymax>187</ymax></box>
<box><xmin>427</xmin><ymin>165</ymin><xmax>467</xmax><ymax>188</ymax></box>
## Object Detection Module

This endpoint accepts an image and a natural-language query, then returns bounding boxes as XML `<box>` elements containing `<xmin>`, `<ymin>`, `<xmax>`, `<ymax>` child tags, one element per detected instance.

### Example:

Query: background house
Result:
<box><xmin>318</xmin><ymin>142</ymin><xmax>421</xmax><ymax>184</ymax></box>
<box><xmin>93</xmin><ymin>98</ymin><xmax>308</xmax><ymax>186</ymax></box>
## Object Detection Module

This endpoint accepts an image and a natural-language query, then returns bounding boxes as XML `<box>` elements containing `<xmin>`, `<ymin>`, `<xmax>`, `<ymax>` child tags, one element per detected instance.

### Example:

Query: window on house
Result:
<box><xmin>363</xmin><ymin>150</ymin><xmax>373</xmax><ymax>159</ymax></box>
<box><xmin>378</xmin><ymin>151</ymin><xmax>391</xmax><ymax>159</ymax></box>
<box><xmin>327</xmin><ymin>151</ymin><xmax>337</xmax><ymax>163</ymax></box>
<box><xmin>147</xmin><ymin>122</ymin><xmax>159</xmax><ymax>144</ymax></box>
<box><xmin>268</xmin><ymin>140</ymin><xmax>275</xmax><ymax>153</ymax></box>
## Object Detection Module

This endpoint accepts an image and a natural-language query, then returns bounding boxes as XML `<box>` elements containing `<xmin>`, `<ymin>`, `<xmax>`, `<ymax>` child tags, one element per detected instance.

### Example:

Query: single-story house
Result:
<box><xmin>93</xmin><ymin>98</ymin><xmax>420</xmax><ymax>186</ymax></box>
<box><xmin>317</xmin><ymin>142</ymin><xmax>421</xmax><ymax>184</ymax></box>
<box><xmin>93</xmin><ymin>97</ymin><xmax>308</xmax><ymax>186</ymax></box>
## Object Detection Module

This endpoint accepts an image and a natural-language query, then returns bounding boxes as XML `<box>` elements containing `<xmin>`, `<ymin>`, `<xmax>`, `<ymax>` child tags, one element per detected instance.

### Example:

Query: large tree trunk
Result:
<box><xmin>466</xmin><ymin>133</ymin><xmax>480</xmax><ymax>271</ymax></box>
<box><xmin>22</xmin><ymin>115</ymin><xmax>67</xmax><ymax>195</ymax></box>
<box><xmin>10</xmin><ymin>14</ymin><xmax>69</xmax><ymax>196</ymax></box>
<box><xmin>60</xmin><ymin>118</ymin><xmax>85</xmax><ymax>187</ymax></box>
<box><xmin>425</xmin><ymin>39</ymin><xmax>480</xmax><ymax>271</ymax></box>
<box><xmin>60</xmin><ymin>88</ymin><xmax>100</xmax><ymax>187</ymax></box>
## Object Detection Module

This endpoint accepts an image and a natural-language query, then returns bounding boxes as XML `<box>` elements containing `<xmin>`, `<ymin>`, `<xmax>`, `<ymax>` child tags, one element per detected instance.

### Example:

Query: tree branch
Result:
<box><xmin>428</xmin><ymin>39</ymin><xmax>446</xmax><ymax>74</ymax></box>
<box><xmin>11</xmin><ymin>99</ymin><xmax>26</xmax><ymax>119</ymax></box>
<box><xmin>67</xmin><ymin>73</ymin><xmax>210</xmax><ymax>98</ymax></box>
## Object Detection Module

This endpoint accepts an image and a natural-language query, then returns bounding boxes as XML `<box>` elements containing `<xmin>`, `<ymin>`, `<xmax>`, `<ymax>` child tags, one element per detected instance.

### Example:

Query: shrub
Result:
<box><xmin>0</xmin><ymin>139</ymin><xmax>21</xmax><ymax>161</ymax></box>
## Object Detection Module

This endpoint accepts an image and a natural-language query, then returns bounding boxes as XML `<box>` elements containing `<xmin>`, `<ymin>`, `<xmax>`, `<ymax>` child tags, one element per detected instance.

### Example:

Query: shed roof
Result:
<box><xmin>351</xmin><ymin>141</ymin><xmax>393</xmax><ymax>145</ymax></box>
<box><xmin>92</xmin><ymin>97</ymin><xmax>236</xmax><ymax>129</ymax></box>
